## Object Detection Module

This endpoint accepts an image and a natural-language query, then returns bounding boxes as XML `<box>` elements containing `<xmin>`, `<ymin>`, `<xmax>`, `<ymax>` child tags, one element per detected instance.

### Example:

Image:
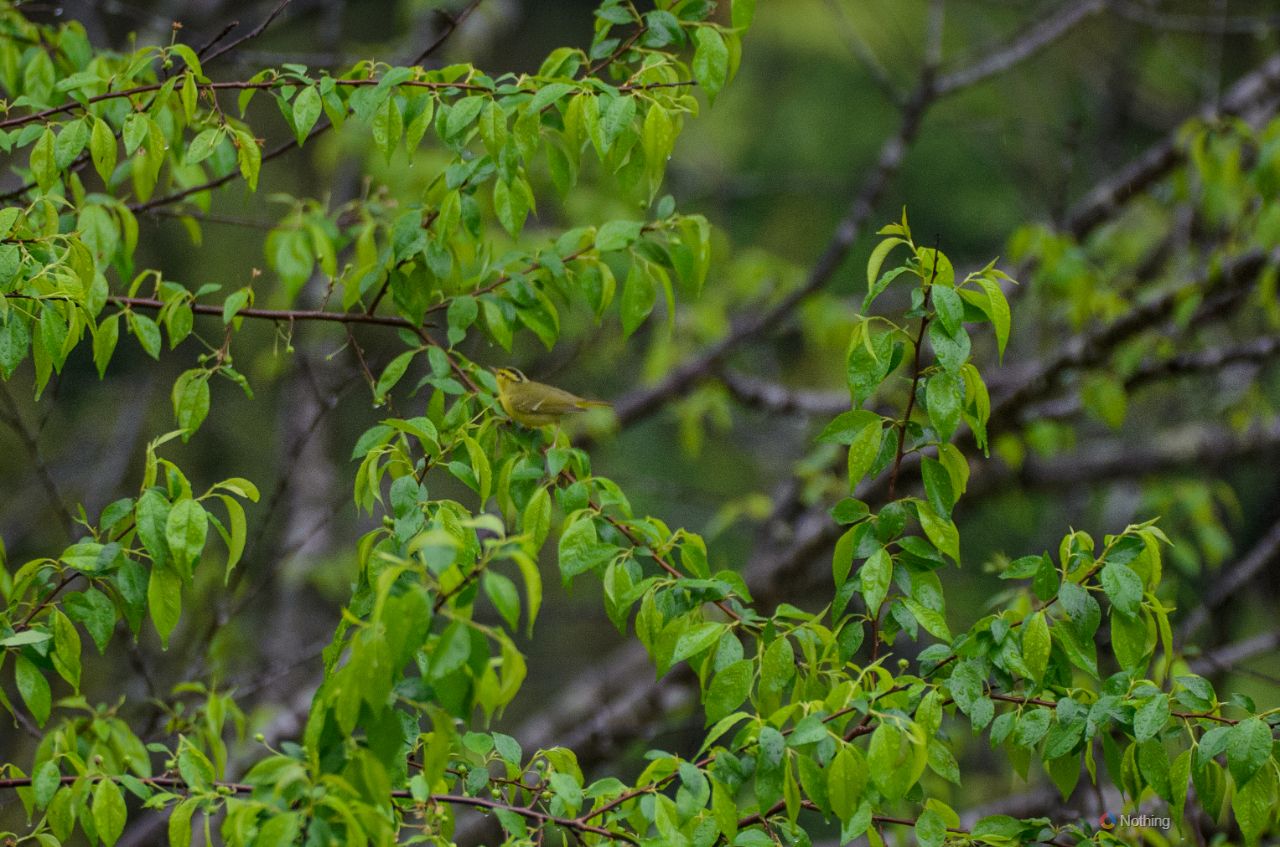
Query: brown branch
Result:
<box><xmin>1188</xmin><ymin>629</ymin><xmax>1280</xmax><ymax>678</ymax></box>
<box><xmin>1177</xmin><ymin>516</ymin><xmax>1280</xmax><ymax>642</ymax></box>
<box><xmin>130</xmin><ymin>129</ymin><xmax>318</xmax><ymax>213</ymax></box>
<box><xmin>412</xmin><ymin>0</ymin><xmax>485</xmax><ymax>65</ymax></box>
<box><xmin>202</xmin><ymin>0</ymin><xmax>295</xmax><ymax>65</ymax></box>
<box><xmin>716</xmin><ymin>369</ymin><xmax>848</xmax><ymax>416</ymax></box>
<box><xmin>988</xmin><ymin>249</ymin><xmax>1271</xmax><ymax>422</ymax></box>
<box><xmin>106</xmin><ymin>294</ymin><xmax>423</xmax><ymax>332</ymax></box>
<box><xmin>987</xmin><ymin>691</ymin><xmax>1238</xmax><ymax>725</ymax></box>
<box><xmin>1021</xmin><ymin>334</ymin><xmax>1280</xmax><ymax>423</ymax></box>
<box><xmin>1110</xmin><ymin>1</ymin><xmax>1280</xmax><ymax>35</ymax></box>
<box><xmin>934</xmin><ymin>0</ymin><xmax>1107</xmax><ymax>95</ymax></box>
<box><xmin>0</xmin><ymin>383</ymin><xmax>75</xmax><ymax>538</ymax></box>
<box><xmin>1065</xmin><ymin>51</ymin><xmax>1280</xmax><ymax>238</ymax></box>
<box><xmin>0</xmin><ymin>774</ymin><xmax>636</xmax><ymax>843</ymax></box>
<box><xmin>887</xmin><ymin>252</ymin><xmax>937</xmax><ymax>500</ymax></box>
<box><xmin>0</xmin><ymin>75</ymin><xmax>691</xmax><ymax>134</ymax></box>
<box><xmin>604</xmin><ymin>0</ymin><xmax>1107</xmax><ymax>437</ymax></box>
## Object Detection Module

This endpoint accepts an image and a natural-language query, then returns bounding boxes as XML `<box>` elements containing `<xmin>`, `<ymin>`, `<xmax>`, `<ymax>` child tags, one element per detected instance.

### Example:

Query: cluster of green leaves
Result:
<box><xmin>1</xmin><ymin>431</ymin><xmax>257</xmax><ymax>726</ymax></box>
<box><xmin>2</xmin><ymin>1</ymin><xmax>1278</xmax><ymax>846</ymax></box>
<box><xmin>0</xmin><ymin>0</ymin><xmax>724</xmax><ymax>416</ymax></box>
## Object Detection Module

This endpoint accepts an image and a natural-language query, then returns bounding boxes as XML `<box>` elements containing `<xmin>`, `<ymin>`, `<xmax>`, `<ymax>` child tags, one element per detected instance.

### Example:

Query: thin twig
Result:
<box><xmin>202</xmin><ymin>0</ymin><xmax>295</xmax><ymax>65</ymax></box>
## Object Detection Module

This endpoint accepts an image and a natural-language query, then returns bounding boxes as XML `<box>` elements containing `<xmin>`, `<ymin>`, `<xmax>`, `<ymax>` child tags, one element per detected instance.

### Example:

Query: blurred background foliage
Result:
<box><xmin>3</xmin><ymin>0</ymin><xmax>1280</xmax><ymax>833</ymax></box>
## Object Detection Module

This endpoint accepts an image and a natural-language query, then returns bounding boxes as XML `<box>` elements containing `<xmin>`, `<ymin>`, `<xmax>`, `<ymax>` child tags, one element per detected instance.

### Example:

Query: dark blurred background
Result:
<box><xmin>4</xmin><ymin>0</ymin><xmax>1280</xmax><ymax>834</ymax></box>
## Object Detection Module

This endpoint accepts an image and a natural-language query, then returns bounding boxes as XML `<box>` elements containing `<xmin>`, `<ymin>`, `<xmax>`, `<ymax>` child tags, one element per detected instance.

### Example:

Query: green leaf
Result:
<box><xmin>292</xmin><ymin>86</ymin><xmax>323</xmax><ymax>144</ymax></box>
<box><xmin>620</xmin><ymin>259</ymin><xmax>657</xmax><ymax>336</ymax></box>
<box><xmin>148</xmin><ymin>563</ymin><xmax>182</xmax><ymax>648</ymax></box>
<box><xmin>925</xmin><ymin>371</ymin><xmax>962</xmax><ymax>441</ymax></box>
<box><xmin>692</xmin><ymin>27</ymin><xmax>729</xmax><ymax>101</ymax></box>
<box><xmin>375</xmin><ymin>349</ymin><xmax>417</xmax><ymax>404</ymax></box>
<box><xmin>177</xmin><ymin>743</ymin><xmax>216</xmax><ymax>791</ymax></box>
<box><xmin>705</xmin><ymin>659</ymin><xmax>752</xmax><ymax>723</ymax></box>
<box><xmin>827</xmin><ymin>744</ymin><xmax>867</xmax><ymax>821</ymax></box>
<box><xmin>672</xmin><ymin>621</ymin><xmax>727</xmax><ymax>666</ymax></box>
<box><xmin>973</xmin><ymin>275</ymin><xmax>1011</xmax><ymax>359</ymax></box>
<box><xmin>171</xmin><ymin>369</ymin><xmax>210</xmax><ymax>440</ymax></box>
<box><xmin>234</xmin><ymin>128</ymin><xmax>261</xmax><ymax>190</ymax></box>
<box><xmin>832</xmin><ymin>526</ymin><xmax>858</xmax><ymax>585</ymax></box>
<box><xmin>90</xmin><ymin>117</ymin><xmax>117</xmax><ymax>182</ymax></box>
<box><xmin>1022</xmin><ymin>611</ymin><xmax>1050</xmax><ymax>686</ymax></box>
<box><xmin>185</xmin><ymin>128</ymin><xmax>222</xmax><ymax>165</ymax></box>
<box><xmin>92</xmin><ymin>778</ymin><xmax>126</xmax><ymax>847</ymax></box>
<box><xmin>915</xmin><ymin>809</ymin><xmax>946</xmax><ymax>847</ymax></box>
<box><xmin>136</xmin><ymin>489</ymin><xmax>171</xmax><ymax>568</ymax></box>
<box><xmin>846</xmin><ymin>415</ymin><xmax>884</xmax><ymax>489</ymax></box>
<box><xmin>128</xmin><ymin>312</ymin><xmax>162</xmax><ymax>359</ymax></box>
<box><xmin>903</xmin><ymin>598</ymin><xmax>951</xmax><ymax>641</ymax></box>
<box><xmin>165</xmin><ymin>499</ymin><xmax>208</xmax><ymax>576</ymax></box>
<box><xmin>917</xmin><ymin>501</ymin><xmax>960</xmax><ymax>563</ymax></box>
<box><xmin>1111</xmin><ymin>607</ymin><xmax>1154</xmax><ymax>674</ymax></box>
<box><xmin>927</xmin><ymin>321</ymin><xmax>970</xmax><ymax>373</ymax></box>
<box><xmin>920</xmin><ymin>457</ymin><xmax>955</xmax><ymax>518</ymax></box>
<box><xmin>859</xmin><ymin>547</ymin><xmax>892</xmax><ymax>612</ymax></box>
<box><xmin>0</xmin><ymin>311</ymin><xmax>30</xmax><ymax>378</ymax></box>
<box><xmin>1235</xmin><ymin>759</ymin><xmax>1277</xmax><ymax>845</ymax></box>
<box><xmin>65</xmin><ymin>588</ymin><xmax>116</xmax><ymax>653</ymax></box>
<box><xmin>867</xmin><ymin>237</ymin><xmax>907</xmax><ymax>290</ymax></box>
<box><xmin>168</xmin><ymin>798</ymin><xmax>196</xmax><ymax>847</ymax></box>
<box><xmin>217</xmin><ymin>494</ymin><xmax>247</xmax><ymax>580</ymax></box>
<box><xmin>493</xmin><ymin>176</ymin><xmax>533</xmax><ymax>238</ymax></box>
<box><xmin>15</xmin><ymin>654</ymin><xmax>51</xmax><ymax>725</ymax></box>
<box><xmin>54</xmin><ymin>118</ymin><xmax>89</xmax><ymax>169</ymax></box>
<box><xmin>93</xmin><ymin>315</ymin><xmax>119</xmax><ymax>377</ymax></box>
<box><xmin>846</xmin><ymin>323</ymin><xmax>895</xmax><ymax>406</ymax></box>
<box><xmin>755</xmin><ymin>726</ymin><xmax>786</xmax><ymax>810</ymax></box>
<box><xmin>1100</xmin><ymin>561</ymin><xmax>1142</xmax><ymax>619</ymax></box>
<box><xmin>1228</xmin><ymin>718</ymin><xmax>1273</xmax><ymax>787</ymax></box>
<box><xmin>33</xmin><ymin>760</ymin><xmax>59</xmax><ymax>809</ymax></box>
<box><xmin>932</xmin><ymin>286</ymin><xmax>964</xmax><ymax>336</ymax></box>
<box><xmin>29</xmin><ymin>128</ymin><xmax>57</xmax><ymax>189</ymax></box>
<box><xmin>596</xmin><ymin>219</ymin><xmax>644</xmax><ymax>252</ymax></box>
<box><xmin>483</xmin><ymin>571</ymin><xmax>521</xmax><ymax>632</ymax></box>
<box><xmin>446</xmin><ymin>96</ymin><xmax>487</xmax><ymax>139</ymax></box>
<box><xmin>429</xmin><ymin>622</ymin><xmax>472</xmax><ymax>683</ymax></box>
<box><xmin>558</xmin><ymin>515</ymin><xmax>615</xmax><ymax>581</ymax></box>
<box><xmin>51</xmin><ymin>608</ymin><xmax>82</xmax><ymax>690</ymax></box>
<box><xmin>760</xmin><ymin>636</ymin><xmax>795</xmax><ymax>695</ymax></box>
<box><xmin>868</xmin><ymin>721</ymin><xmax>926</xmax><ymax>800</ymax></box>
<box><xmin>1133</xmin><ymin>694</ymin><xmax>1170</xmax><ymax>743</ymax></box>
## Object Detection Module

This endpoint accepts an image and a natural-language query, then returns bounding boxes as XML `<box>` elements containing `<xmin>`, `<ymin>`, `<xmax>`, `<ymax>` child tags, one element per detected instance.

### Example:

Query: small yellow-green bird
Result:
<box><xmin>494</xmin><ymin>367</ymin><xmax>610</xmax><ymax>427</ymax></box>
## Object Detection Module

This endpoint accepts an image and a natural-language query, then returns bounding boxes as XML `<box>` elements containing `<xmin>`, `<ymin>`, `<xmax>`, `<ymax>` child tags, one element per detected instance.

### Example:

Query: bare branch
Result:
<box><xmin>718</xmin><ymin>369</ymin><xmax>847</xmax><ymax>416</ymax></box>
<box><xmin>1178</xmin><ymin>517</ymin><xmax>1280</xmax><ymax>642</ymax></box>
<box><xmin>0</xmin><ymin>383</ymin><xmax>75</xmax><ymax>538</ymax></box>
<box><xmin>1022</xmin><ymin>334</ymin><xmax>1280</xmax><ymax>423</ymax></box>
<box><xmin>1188</xmin><ymin>629</ymin><xmax>1280</xmax><ymax>676</ymax></box>
<box><xmin>821</xmin><ymin>0</ymin><xmax>903</xmax><ymax>103</ymax></box>
<box><xmin>412</xmin><ymin>0</ymin><xmax>484</xmax><ymax>65</ymax></box>
<box><xmin>1065</xmin><ymin>51</ymin><xmax>1280</xmax><ymax>238</ymax></box>
<box><xmin>1110</xmin><ymin>1</ymin><xmax>1280</xmax><ymax>35</ymax></box>
<box><xmin>603</xmin><ymin>0</ymin><xmax>1132</xmax><ymax>437</ymax></box>
<box><xmin>934</xmin><ymin>0</ymin><xmax>1107</xmax><ymax>95</ymax></box>
<box><xmin>979</xmin><ymin>418</ymin><xmax>1280</xmax><ymax>494</ymax></box>
<box><xmin>202</xmin><ymin>0</ymin><xmax>295</xmax><ymax>65</ymax></box>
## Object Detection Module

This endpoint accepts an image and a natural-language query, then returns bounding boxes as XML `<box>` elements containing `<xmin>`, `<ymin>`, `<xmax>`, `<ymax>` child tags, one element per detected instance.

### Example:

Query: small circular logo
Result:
<box><xmin>1099</xmin><ymin>813</ymin><xmax>1116</xmax><ymax>830</ymax></box>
